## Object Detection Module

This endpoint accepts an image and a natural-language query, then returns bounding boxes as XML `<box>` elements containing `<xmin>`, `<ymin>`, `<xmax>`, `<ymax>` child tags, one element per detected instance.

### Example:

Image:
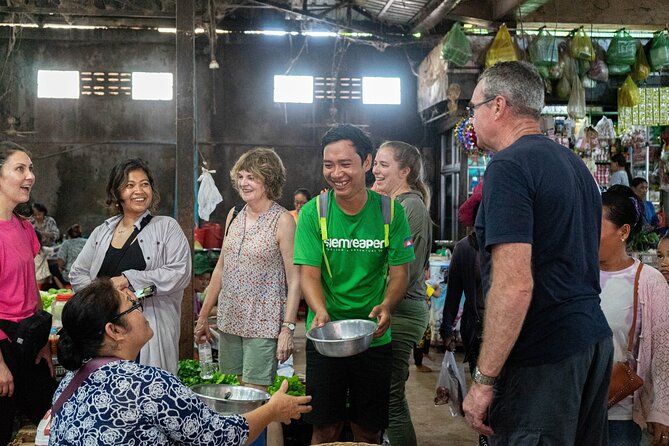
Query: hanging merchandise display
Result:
<box><xmin>197</xmin><ymin>167</ymin><xmax>223</xmax><ymax>221</ymax></box>
<box><xmin>618</xmin><ymin>87</ymin><xmax>669</xmax><ymax>129</ymax></box>
<box><xmin>618</xmin><ymin>75</ymin><xmax>641</xmax><ymax>108</ymax></box>
<box><xmin>454</xmin><ymin>117</ymin><xmax>479</xmax><ymax>154</ymax></box>
<box><xmin>649</xmin><ymin>28</ymin><xmax>669</xmax><ymax>70</ymax></box>
<box><xmin>441</xmin><ymin>22</ymin><xmax>472</xmax><ymax>66</ymax></box>
<box><xmin>485</xmin><ymin>24</ymin><xmax>518</xmax><ymax>68</ymax></box>
<box><xmin>587</xmin><ymin>42</ymin><xmax>609</xmax><ymax>83</ymax></box>
<box><xmin>567</xmin><ymin>75</ymin><xmax>586</xmax><ymax>119</ymax></box>
<box><xmin>632</xmin><ymin>45</ymin><xmax>651</xmax><ymax>81</ymax></box>
<box><xmin>570</xmin><ymin>27</ymin><xmax>596</xmax><ymax>61</ymax></box>
<box><xmin>529</xmin><ymin>27</ymin><xmax>559</xmax><ymax>66</ymax></box>
<box><xmin>606</xmin><ymin>29</ymin><xmax>637</xmax><ymax>66</ymax></box>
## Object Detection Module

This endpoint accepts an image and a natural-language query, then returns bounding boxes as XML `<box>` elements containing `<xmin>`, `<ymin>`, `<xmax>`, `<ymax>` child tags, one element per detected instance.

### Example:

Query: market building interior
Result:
<box><xmin>2</xmin><ymin>0</ymin><xmax>669</xmax><ymax>444</ymax></box>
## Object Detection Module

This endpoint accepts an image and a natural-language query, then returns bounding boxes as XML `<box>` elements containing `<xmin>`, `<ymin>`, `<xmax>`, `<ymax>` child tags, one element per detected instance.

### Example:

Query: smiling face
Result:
<box><xmin>119</xmin><ymin>169</ymin><xmax>153</xmax><ymax>218</ymax></box>
<box><xmin>657</xmin><ymin>239</ymin><xmax>669</xmax><ymax>283</ymax></box>
<box><xmin>372</xmin><ymin>146</ymin><xmax>409</xmax><ymax>197</ymax></box>
<box><xmin>0</xmin><ymin>150</ymin><xmax>34</xmax><ymax>214</ymax></box>
<box><xmin>114</xmin><ymin>287</ymin><xmax>153</xmax><ymax>352</ymax></box>
<box><xmin>236</xmin><ymin>170</ymin><xmax>267</xmax><ymax>204</ymax></box>
<box><xmin>322</xmin><ymin>139</ymin><xmax>370</xmax><ymax>202</ymax></box>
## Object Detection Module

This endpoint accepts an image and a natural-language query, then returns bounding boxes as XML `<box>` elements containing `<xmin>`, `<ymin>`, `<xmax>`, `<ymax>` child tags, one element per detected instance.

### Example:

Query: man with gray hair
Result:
<box><xmin>462</xmin><ymin>61</ymin><xmax>613</xmax><ymax>444</ymax></box>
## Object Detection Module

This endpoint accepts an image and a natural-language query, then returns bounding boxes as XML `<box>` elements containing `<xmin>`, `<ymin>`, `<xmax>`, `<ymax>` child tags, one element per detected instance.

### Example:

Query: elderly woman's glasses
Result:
<box><xmin>466</xmin><ymin>96</ymin><xmax>496</xmax><ymax>119</ymax></box>
<box><xmin>110</xmin><ymin>298</ymin><xmax>143</xmax><ymax>323</ymax></box>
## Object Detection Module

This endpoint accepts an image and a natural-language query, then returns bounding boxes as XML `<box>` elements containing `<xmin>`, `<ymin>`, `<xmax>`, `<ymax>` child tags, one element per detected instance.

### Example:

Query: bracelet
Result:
<box><xmin>473</xmin><ymin>366</ymin><xmax>497</xmax><ymax>386</ymax></box>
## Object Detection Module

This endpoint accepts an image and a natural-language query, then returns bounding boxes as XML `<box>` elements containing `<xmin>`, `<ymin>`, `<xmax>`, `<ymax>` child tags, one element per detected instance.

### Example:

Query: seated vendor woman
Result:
<box><xmin>49</xmin><ymin>278</ymin><xmax>312</xmax><ymax>446</ymax></box>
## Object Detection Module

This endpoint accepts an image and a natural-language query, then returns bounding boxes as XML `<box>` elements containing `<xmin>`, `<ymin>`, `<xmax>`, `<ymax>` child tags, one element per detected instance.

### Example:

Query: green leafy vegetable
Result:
<box><xmin>267</xmin><ymin>374</ymin><xmax>306</xmax><ymax>396</ymax></box>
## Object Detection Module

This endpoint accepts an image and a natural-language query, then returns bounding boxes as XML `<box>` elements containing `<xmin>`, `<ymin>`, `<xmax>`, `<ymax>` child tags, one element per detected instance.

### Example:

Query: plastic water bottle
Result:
<box><xmin>198</xmin><ymin>340</ymin><xmax>216</xmax><ymax>379</ymax></box>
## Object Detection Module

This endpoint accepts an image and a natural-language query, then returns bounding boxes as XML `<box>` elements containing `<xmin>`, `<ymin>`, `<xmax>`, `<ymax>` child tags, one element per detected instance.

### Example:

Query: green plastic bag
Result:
<box><xmin>570</xmin><ymin>27</ymin><xmax>595</xmax><ymax>61</ymax></box>
<box><xmin>609</xmin><ymin>64</ymin><xmax>632</xmax><ymax>75</ymax></box>
<box><xmin>618</xmin><ymin>75</ymin><xmax>640</xmax><ymax>108</ymax></box>
<box><xmin>650</xmin><ymin>29</ymin><xmax>669</xmax><ymax>70</ymax></box>
<box><xmin>529</xmin><ymin>27</ymin><xmax>559</xmax><ymax>66</ymax></box>
<box><xmin>441</xmin><ymin>22</ymin><xmax>472</xmax><ymax>66</ymax></box>
<box><xmin>485</xmin><ymin>24</ymin><xmax>518</xmax><ymax>68</ymax></box>
<box><xmin>607</xmin><ymin>29</ymin><xmax>637</xmax><ymax>66</ymax></box>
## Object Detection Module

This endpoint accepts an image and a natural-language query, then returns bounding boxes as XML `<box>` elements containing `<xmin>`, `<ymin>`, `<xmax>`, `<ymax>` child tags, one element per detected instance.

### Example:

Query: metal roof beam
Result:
<box><xmin>409</xmin><ymin>0</ymin><xmax>463</xmax><ymax>33</ymax></box>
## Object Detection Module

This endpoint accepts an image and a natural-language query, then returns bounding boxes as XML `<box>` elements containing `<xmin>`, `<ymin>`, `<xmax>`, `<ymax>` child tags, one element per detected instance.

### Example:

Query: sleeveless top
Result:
<box><xmin>217</xmin><ymin>202</ymin><xmax>288</xmax><ymax>339</ymax></box>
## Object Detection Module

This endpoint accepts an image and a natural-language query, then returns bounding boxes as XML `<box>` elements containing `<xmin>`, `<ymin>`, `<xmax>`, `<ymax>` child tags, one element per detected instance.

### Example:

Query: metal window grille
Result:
<box><xmin>314</xmin><ymin>77</ymin><xmax>362</xmax><ymax>100</ymax></box>
<box><xmin>80</xmin><ymin>71</ymin><xmax>132</xmax><ymax>97</ymax></box>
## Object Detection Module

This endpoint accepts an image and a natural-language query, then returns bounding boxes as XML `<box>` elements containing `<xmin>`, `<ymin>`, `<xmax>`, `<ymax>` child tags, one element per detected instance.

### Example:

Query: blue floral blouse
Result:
<box><xmin>49</xmin><ymin>360</ymin><xmax>249</xmax><ymax>445</ymax></box>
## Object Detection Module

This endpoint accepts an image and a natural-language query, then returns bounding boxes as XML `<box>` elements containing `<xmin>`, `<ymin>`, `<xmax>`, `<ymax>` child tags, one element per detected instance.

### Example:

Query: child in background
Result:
<box><xmin>193</xmin><ymin>253</ymin><xmax>214</xmax><ymax>317</ymax></box>
<box><xmin>657</xmin><ymin>235</ymin><xmax>669</xmax><ymax>283</ymax></box>
<box><xmin>413</xmin><ymin>278</ymin><xmax>441</xmax><ymax>372</ymax></box>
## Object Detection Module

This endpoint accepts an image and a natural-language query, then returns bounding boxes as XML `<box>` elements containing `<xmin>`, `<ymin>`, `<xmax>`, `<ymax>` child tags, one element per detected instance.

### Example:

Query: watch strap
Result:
<box><xmin>473</xmin><ymin>366</ymin><xmax>497</xmax><ymax>386</ymax></box>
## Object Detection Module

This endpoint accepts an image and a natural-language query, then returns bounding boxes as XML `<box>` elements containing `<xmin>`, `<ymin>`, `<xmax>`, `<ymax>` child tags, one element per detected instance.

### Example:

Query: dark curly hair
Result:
<box><xmin>106</xmin><ymin>158</ymin><xmax>160</xmax><ymax>215</ymax></box>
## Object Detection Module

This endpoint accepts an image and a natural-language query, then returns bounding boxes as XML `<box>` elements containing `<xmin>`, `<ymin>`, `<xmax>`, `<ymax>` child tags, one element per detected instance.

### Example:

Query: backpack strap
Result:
<box><xmin>224</xmin><ymin>204</ymin><xmax>245</xmax><ymax>237</ymax></box>
<box><xmin>380</xmin><ymin>194</ymin><xmax>393</xmax><ymax>248</ymax></box>
<box><xmin>317</xmin><ymin>192</ymin><xmax>333</xmax><ymax>279</ymax></box>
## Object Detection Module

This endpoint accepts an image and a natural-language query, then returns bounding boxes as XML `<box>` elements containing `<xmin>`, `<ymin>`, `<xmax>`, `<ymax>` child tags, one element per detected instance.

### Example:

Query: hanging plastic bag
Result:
<box><xmin>618</xmin><ymin>75</ymin><xmax>640</xmax><ymax>107</ymax></box>
<box><xmin>441</xmin><ymin>22</ymin><xmax>472</xmax><ymax>66</ymax></box>
<box><xmin>529</xmin><ymin>27</ymin><xmax>559</xmax><ymax>66</ymax></box>
<box><xmin>650</xmin><ymin>29</ymin><xmax>669</xmax><ymax>70</ymax></box>
<box><xmin>567</xmin><ymin>75</ymin><xmax>586</xmax><ymax>119</ymax></box>
<box><xmin>434</xmin><ymin>351</ymin><xmax>467</xmax><ymax>417</ymax></box>
<box><xmin>485</xmin><ymin>24</ymin><xmax>518</xmax><ymax>68</ymax></box>
<box><xmin>607</xmin><ymin>29</ymin><xmax>637</xmax><ymax>66</ymax></box>
<box><xmin>608</xmin><ymin>64</ymin><xmax>631</xmax><ymax>75</ymax></box>
<box><xmin>632</xmin><ymin>44</ymin><xmax>650</xmax><ymax>81</ymax></box>
<box><xmin>556</xmin><ymin>76</ymin><xmax>571</xmax><ymax>99</ymax></box>
<box><xmin>197</xmin><ymin>167</ymin><xmax>224</xmax><ymax>221</ymax></box>
<box><xmin>570</xmin><ymin>27</ymin><xmax>596</xmax><ymax>61</ymax></box>
<box><xmin>588</xmin><ymin>43</ymin><xmax>609</xmax><ymax>83</ymax></box>
<box><xmin>595</xmin><ymin>116</ymin><xmax>616</xmax><ymax>139</ymax></box>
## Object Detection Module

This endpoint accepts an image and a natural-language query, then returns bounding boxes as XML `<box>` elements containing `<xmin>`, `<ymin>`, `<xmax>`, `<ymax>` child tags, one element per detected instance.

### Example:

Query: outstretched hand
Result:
<box><xmin>266</xmin><ymin>379</ymin><xmax>312</xmax><ymax>424</ymax></box>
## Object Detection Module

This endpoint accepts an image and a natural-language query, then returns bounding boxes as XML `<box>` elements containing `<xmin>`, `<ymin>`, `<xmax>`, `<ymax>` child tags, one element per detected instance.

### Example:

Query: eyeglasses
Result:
<box><xmin>110</xmin><ymin>298</ymin><xmax>143</xmax><ymax>323</ymax></box>
<box><xmin>467</xmin><ymin>96</ymin><xmax>496</xmax><ymax>119</ymax></box>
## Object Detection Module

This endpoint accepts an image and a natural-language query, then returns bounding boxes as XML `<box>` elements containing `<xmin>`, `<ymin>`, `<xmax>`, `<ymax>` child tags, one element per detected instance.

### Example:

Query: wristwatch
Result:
<box><xmin>281</xmin><ymin>322</ymin><xmax>296</xmax><ymax>331</ymax></box>
<box><xmin>473</xmin><ymin>366</ymin><xmax>497</xmax><ymax>386</ymax></box>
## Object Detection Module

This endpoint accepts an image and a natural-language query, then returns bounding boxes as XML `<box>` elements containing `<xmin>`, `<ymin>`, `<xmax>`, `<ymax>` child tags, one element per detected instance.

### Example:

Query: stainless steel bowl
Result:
<box><xmin>306</xmin><ymin>319</ymin><xmax>377</xmax><ymax>357</ymax></box>
<box><xmin>192</xmin><ymin>384</ymin><xmax>270</xmax><ymax>414</ymax></box>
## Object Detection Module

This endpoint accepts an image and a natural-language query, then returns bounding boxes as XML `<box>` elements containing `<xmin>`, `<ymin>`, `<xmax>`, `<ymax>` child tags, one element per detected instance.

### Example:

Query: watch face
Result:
<box><xmin>287</xmin><ymin>323</ymin><xmax>296</xmax><ymax>330</ymax></box>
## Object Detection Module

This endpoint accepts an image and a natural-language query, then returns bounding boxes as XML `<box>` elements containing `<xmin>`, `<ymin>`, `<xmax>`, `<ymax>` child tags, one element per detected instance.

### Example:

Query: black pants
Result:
<box><xmin>0</xmin><ymin>339</ymin><xmax>57</xmax><ymax>446</ymax></box>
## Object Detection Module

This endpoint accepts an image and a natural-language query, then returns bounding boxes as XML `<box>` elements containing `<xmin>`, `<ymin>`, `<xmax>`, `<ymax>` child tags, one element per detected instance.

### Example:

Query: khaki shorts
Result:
<box><xmin>218</xmin><ymin>333</ymin><xmax>278</xmax><ymax>386</ymax></box>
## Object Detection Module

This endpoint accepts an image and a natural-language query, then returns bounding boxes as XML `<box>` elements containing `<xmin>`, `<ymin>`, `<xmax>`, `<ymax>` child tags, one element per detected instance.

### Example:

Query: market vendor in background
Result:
<box><xmin>30</xmin><ymin>202</ymin><xmax>59</xmax><ymax>247</ymax></box>
<box><xmin>57</xmin><ymin>224</ymin><xmax>87</xmax><ymax>285</ymax></box>
<box><xmin>631</xmin><ymin>177</ymin><xmax>659</xmax><ymax>229</ymax></box>
<box><xmin>609</xmin><ymin>153</ymin><xmax>632</xmax><ymax>188</ymax></box>
<box><xmin>294</xmin><ymin>124</ymin><xmax>414</xmax><ymax>444</ymax></box>
<box><xmin>69</xmin><ymin>158</ymin><xmax>191</xmax><ymax>374</ymax></box>
<box><xmin>598</xmin><ymin>185</ymin><xmax>669</xmax><ymax>446</ymax></box>
<box><xmin>0</xmin><ymin>142</ymin><xmax>56</xmax><ymax>446</ymax></box>
<box><xmin>289</xmin><ymin>188</ymin><xmax>311</xmax><ymax>222</ymax></box>
<box><xmin>372</xmin><ymin>140</ymin><xmax>431</xmax><ymax>446</ymax></box>
<box><xmin>50</xmin><ymin>278</ymin><xmax>311</xmax><ymax>446</ymax></box>
<box><xmin>192</xmin><ymin>252</ymin><xmax>214</xmax><ymax>317</ymax></box>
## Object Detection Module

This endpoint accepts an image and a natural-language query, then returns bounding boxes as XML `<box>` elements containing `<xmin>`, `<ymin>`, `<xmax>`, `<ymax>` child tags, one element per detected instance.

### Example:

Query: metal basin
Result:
<box><xmin>192</xmin><ymin>384</ymin><xmax>270</xmax><ymax>414</ymax></box>
<box><xmin>306</xmin><ymin>319</ymin><xmax>377</xmax><ymax>357</ymax></box>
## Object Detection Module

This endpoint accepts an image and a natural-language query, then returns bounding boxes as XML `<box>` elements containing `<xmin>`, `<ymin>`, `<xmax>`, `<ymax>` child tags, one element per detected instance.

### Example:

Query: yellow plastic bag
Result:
<box><xmin>618</xmin><ymin>75</ymin><xmax>640</xmax><ymax>107</ymax></box>
<box><xmin>632</xmin><ymin>44</ymin><xmax>650</xmax><ymax>81</ymax></box>
<box><xmin>570</xmin><ymin>27</ymin><xmax>595</xmax><ymax>61</ymax></box>
<box><xmin>485</xmin><ymin>24</ymin><xmax>518</xmax><ymax>68</ymax></box>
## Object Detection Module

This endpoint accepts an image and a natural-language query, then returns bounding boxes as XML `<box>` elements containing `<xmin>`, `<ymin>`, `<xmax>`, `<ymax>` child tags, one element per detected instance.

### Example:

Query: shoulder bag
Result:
<box><xmin>607</xmin><ymin>262</ymin><xmax>645</xmax><ymax>408</ymax></box>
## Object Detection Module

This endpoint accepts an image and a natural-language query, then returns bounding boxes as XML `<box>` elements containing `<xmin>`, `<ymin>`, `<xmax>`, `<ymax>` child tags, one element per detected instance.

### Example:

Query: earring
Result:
<box><xmin>621</xmin><ymin>237</ymin><xmax>626</xmax><ymax>242</ymax></box>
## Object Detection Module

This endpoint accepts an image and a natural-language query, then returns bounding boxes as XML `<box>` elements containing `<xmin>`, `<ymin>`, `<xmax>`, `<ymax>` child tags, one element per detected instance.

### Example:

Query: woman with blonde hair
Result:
<box><xmin>372</xmin><ymin>141</ymin><xmax>432</xmax><ymax>446</ymax></box>
<box><xmin>195</xmin><ymin>148</ymin><xmax>300</xmax><ymax>391</ymax></box>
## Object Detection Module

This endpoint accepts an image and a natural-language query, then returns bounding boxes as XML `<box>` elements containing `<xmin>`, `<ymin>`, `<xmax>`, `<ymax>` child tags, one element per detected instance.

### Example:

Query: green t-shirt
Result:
<box><xmin>294</xmin><ymin>189</ymin><xmax>415</xmax><ymax>346</ymax></box>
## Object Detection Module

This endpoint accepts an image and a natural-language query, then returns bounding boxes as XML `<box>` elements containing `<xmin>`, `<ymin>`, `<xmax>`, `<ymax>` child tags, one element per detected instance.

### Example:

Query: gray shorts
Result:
<box><xmin>218</xmin><ymin>333</ymin><xmax>278</xmax><ymax>386</ymax></box>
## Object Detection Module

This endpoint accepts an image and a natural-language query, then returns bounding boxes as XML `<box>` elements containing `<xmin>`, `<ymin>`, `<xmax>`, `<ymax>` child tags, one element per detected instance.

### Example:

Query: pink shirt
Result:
<box><xmin>0</xmin><ymin>215</ymin><xmax>40</xmax><ymax>340</ymax></box>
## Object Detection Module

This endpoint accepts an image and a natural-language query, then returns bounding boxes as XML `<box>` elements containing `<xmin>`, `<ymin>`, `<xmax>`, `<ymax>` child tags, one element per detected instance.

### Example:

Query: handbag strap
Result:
<box><xmin>626</xmin><ymin>262</ymin><xmax>644</xmax><ymax>353</ymax></box>
<box><xmin>51</xmin><ymin>356</ymin><xmax>120</xmax><ymax>415</ymax></box>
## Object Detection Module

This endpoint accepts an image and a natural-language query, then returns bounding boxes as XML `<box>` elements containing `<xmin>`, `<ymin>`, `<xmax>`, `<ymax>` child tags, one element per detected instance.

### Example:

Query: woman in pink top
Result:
<box><xmin>0</xmin><ymin>142</ymin><xmax>56</xmax><ymax>444</ymax></box>
<box><xmin>599</xmin><ymin>185</ymin><xmax>669</xmax><ymax>446</ymax></box>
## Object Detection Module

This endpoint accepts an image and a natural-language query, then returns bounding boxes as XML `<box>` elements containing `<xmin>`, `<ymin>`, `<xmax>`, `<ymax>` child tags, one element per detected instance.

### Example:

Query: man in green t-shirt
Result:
<box><xmin>294</xmin><ymin>124</ymin><xmax>415</xmax><ymax>444</ymax></box>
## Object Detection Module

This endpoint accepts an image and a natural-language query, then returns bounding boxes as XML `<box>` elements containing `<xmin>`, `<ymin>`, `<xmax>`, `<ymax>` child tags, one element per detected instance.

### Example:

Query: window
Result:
<box><xmin>362</xmin><ymin>77</ymin><xmax>401</xmax><ymax>105</ymax></box>
<box><xmin>37</xmin><ymin>70</ymin><xmax>79</xmax><ymax>99</ymax></box>
<box><xmin>81</xmin><ymin>71</ymin><xmax>132</xmax><ymax>96</ymax></box>
<box><xmin>132</xmin><ymin>72</ymin><xmax>173</xmax><ymax>101</ymax></box>
<box><xmin>273</xmin><ymin>75</ymin><xmax>314</xmax><ymax>103</ymax></box>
